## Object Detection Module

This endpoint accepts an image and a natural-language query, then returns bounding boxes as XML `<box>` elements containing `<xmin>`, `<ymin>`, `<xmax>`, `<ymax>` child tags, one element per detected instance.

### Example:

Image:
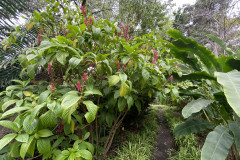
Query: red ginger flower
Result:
<box><xmin>77</xmin><ymin>81</ymin><xmax>82</xmax><ymax>91</ymax></box>
<box><xmin>124</xmin><ymin>25</ymin><xmax>129</xmax><ymax>40</ymax></box>
<box><xmin>48</xmin><ymin>63</ymin><xmax>53</xmax><ymax>75</ymax></box>
<box><xmin>117</xmin><ymin>60</ymin><xmax>121</xmax><ymax>69</ymax></box>
<box><xmin>81</xmin><ymin>6</ymin><xmax>87</xmax><ymax>17</ymax></box>
<box><xmin>50</xmin><ymin>83</ymin><xmax>55</xmax><ymax>92</ymax></box>
<box><xmin>119</xmin><ymin>23</ymin><xmax>123</xmax><ymax>29</ymax></box>
<box><xmin>82</xmin><ymin>73</ymin><xmax>88</xmax><ymax>83</ymax></box>
<box><xmin>89</xmin><ymin>17</ymin><xmax>93</xmax><ymax>25</ymax></box>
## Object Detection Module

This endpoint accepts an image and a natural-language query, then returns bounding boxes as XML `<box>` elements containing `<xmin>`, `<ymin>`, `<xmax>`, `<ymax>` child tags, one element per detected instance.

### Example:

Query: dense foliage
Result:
<box><xmin>0</xmin><ymin>1</ymin><xmax>177</xmax><ymax>159</ymax></box>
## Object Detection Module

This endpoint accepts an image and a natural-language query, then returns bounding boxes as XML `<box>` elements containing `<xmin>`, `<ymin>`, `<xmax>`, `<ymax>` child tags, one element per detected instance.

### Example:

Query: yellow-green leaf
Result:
<box><xmin>109</xmin><ymin>75</ymin><xmax>120</xmax><ymax>87</ymax></box>
<box><xmin>26</xmin><ymin>22</ymin><xmax>35</xmax><ymax>31</ymax></box>
<box><xmin>120</xmin><ymin>82</ymin><xmax>129</xmax><ymax>97</ymax></box>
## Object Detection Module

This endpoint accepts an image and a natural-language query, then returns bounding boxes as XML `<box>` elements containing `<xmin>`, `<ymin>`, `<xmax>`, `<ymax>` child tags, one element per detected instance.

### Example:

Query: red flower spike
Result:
<box><xmin>117</xmin><ymin>60</ymin><xmax>121</xmax><ymax>69</ymax></box>
<box><xmin>170</xmin><ymin>75</ymin><xmax>173</xmax><ymax>80</ymax></box>
<box><xmin>84</xmin><ymin>19</ymin><xmax>88</xmax><ymax>27</ymax></box>
<box><xmin>119</xmin><ymin>23</ymin><xmax>123</xmax><ymax>29</ymax></box>
<box><xmin>82</xmin><ymin>73</ymin><xmax>88</xmax><ymax>83</ymax></box>
<box><xmin>123</xmin><ymin>61</ymin><xmax>129</xmax><ymax>70</ymax></box>
<box><xmin>89</xmin><ymin>17</ymin><xmax>93</xmax><ymax>25</ymax></box>
<box><xmin>50</xmin><ymin>83</ymin><xmax>55</xmax><ymax>92</ymax></box>
<box><xmin>129</xmin><ymin>36</ymin><xmax>133</xmax><ymax>41</ymax></box>
<box><xmin>124</xmin><ymin>25</ymin><xmax>129</xmax><ymax>40</ymax></box>
<box><xmin>40</xmin><ymin>29</ymin><xmax>43</xmax><ymax>35</ymax></box>
<box><xmin>81</xmin><ymin>6</ymin><xmax>87</xmax><ymax>17</ymax></box>
<box><xmin>77</xmin><ymin>81</ymin><xmax>82</xmax><ymax>91</ymax></box>
<box><xmin>48</xmin><ymin>63</ymin><xmax>53</xmax><ymax>75</ymax></box>
<box><xmin>68</xmin><ymin>30</ymin><xmax>71</xmax><ymax>34</ymax></box>
<box><xmin>37</xmin><ymin>35</ymin><xmax>41</xmax><ymax>45</ymax></box>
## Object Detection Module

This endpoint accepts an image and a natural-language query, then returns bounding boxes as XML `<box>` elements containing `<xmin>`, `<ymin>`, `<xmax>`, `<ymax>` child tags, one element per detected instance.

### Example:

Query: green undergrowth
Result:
<box><xmin>160</xmin><ymin>105</ymin><xmax>201</xmax><ymax>160</ymax></box>
<box><xmin>107</xmin><ymin>106</ymin><xmax>160</xmax><ymax>160</ymax></box>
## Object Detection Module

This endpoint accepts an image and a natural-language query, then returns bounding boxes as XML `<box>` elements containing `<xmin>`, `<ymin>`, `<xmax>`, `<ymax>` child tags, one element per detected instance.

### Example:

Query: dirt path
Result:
<box><xmin>153</xmin><ymin>108</ymin><xmax>176</xmax><ymax>160</ymax></box>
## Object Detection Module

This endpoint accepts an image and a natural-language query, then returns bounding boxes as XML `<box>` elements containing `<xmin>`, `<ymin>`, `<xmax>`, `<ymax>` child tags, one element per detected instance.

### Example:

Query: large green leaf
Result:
<box><xmin>2</xmin><ymin>99</ymin><xmax>18</xmax><ymax>111</ymax></box>
<box><xmin>84</xmin><ymin>89</ymin><xmax>103</xmax><ymax>96</ymax></box>
<box><xmin>37</xmin><ymin>129</ymin><xmax>53</xmax><ymax>137</ymax></box>
<box><xmin>61</xmin><ymin>92</ymin><xmax>80</xmax><ymax>110</ymax></box>
<box><xmin>182</xmin><ymin>99</ymin><xmax>214</xmax><ymax>118</ymax></box>
<box><xmin>118</xmin><ymin>98</ymin><xmax>127</xmax><ymax>112</ymax></box>
<box><xmin>0</xmin><ymin>134</ymin><xmax>17</xmax><ymax>151</ymax></box>
<box><xmin>15</xmin><ymin>133</ymin><xmax>29</xmax><ymax>143</ymax></box>
<box><xmin>174</xmin><ymin>119</ymin><xmax>214</xmax><ymax>137</ymax></box>
<box><xmin>120</xmin><ymin>82</ymin><xmax>129</xmax><ymax>97</ymax></box>
<box><xmin>23</xmin><ymin>116</ymin><xmax>39</xmax><ymax>134</ymax></box>
<box><xmin>38</xmin><ymin>90</ymin><xmax>51</xmax><ymax>104</ymax></box>
<box><xmin>27</xmin><ymin>64</ymin><xmax>36</xmax><ymax>79</ymax></box>
<box><xmin>1</xmin><ymin>107</ymin><xmax>31</xmax><ymax>119</ymax></box>
<box><xmin>0</xmin><ymin>120</ymin><xmax>19</xmax><ymax>132</ymax></box>
<box><xmin>20</xmin><ymin>135</ymin><xmax>34</xmax><ymax>159</ymax></box>
<box><xmin>228</xmin><ymin>121</ymin><xmax>240</xmax><ymax>155</ymax></box>
<box><xmin>75</xmin><ymin>150</ymin><xmax>92</xmax><ymax>160</ymax></box>
<box><xmin>207</xmin><ymin>34</ymin><xmax>234</xmax><ymax>56</ymax></box>
<box><xmin>69</xmin><ymin>57</ymin><xmax>82</xmax><ymax>69</ymax></box>
<box><xmin>56</xmin><ymin>51</ymin><xmax>69</xmax><ymax>65</ymax></box>
<box><xmin>215</xmin><ymin>71</ymin><xmax>240</xmax><ymax>116</ymax></box>
<box><xmin>108</xmin><ymin>75</ymin><xmax>120</xmax><ymax>87</ymax></box>
<box><xmin>201</xmin><ymin>126</ymin><xmax>233</xmax><ymax>160</ymax></box>
<box><xmin>142</xmin><ymin>69</ymin><xmax>150</xmax><ymax>82</ymax></box>
<box><xmin>83</xmin><ymin>101</ymin><xmax>99</xmax><ymax>123</ymax></box>
<box><xmin>172</xmin><ymin>71</ymin><xmax>216</xmax><ymax>81</ymax></box>
<box><xmin>37</xmin><ymin>138</ymin><xmax>51</xmax><ymax>154</ymax></box>
<box><xmin>168</xmin><ymin>30</ymin><xmax>221</xmax><ymax>74</ymax></box>
<box><xmin>39</xmin><ymin>110</ymin><xmax>57</xmax><ymax>128</ymax></box>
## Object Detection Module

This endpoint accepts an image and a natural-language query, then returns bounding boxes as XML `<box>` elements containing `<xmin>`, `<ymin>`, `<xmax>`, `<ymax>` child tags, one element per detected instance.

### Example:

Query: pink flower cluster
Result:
<box><xmin>48</xmin><ymin>63</ymin><xmax>53</xmax><ymax>75</ymax></box>
<box><xmin>77</xmin><ymin>73</ymin><xmax>88</xmax><ymax>92</ymax></box>
<box><xmin>117</xmin><ymin>60</ymin><xmax>128</xmax><ymax>71</ymax></box>
<box><xmin>50</xmin><ymin>83</ymin><xmax>55</xmax><ymax>92</ymax></box>
<box><xmin>37</xmin><ymin>29</ymin><xmax>43</xmax><ymax>45</ymax></box>
<box><xmin>152</xmin><ymin>48</ymin><xmax>158</xmax><ymax>64</ymax></box>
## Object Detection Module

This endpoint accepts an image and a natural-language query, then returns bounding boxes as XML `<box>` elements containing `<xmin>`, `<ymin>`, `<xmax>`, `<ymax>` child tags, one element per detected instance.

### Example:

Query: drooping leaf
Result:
<box><xmin>84</xmin><ymin>89</ymin><xmax>103</xmax><ymax>96</ymax></box>
<box><xmin>1</xmin><ymin>107</ymin><xmax>31</xmax><ymax>119</ymax></box>
<box><xmin>20</xmin><ymin>135</ymin><xmax>34</xmax><ymax>159</ymax></box>
<box><xmin>27</xmin><ymin>64</ymin><xmax>36</xmax><ymax>79</ymax></box>
<box><xmin>118</xmin><ymin>98</ymin><xmax>127</xmax><ymax>112</ymax></box>
<box><xmin>2</xmin><ymin>100</ymin><xmax>18</xmax><ymax>111</ymax></box>
<box><xmin>75</xmin><ymin>150</ymin><xmax>92</xmax><ymax>160</ymax></box>
<box><xmin>142</xmin><ymin>69</ymin><xmax>150</xmax><ymax>82</ymax></box>
<box><xmin>201</xmin><ymin>126</ymin><xmax>233</xmax><ymax>160</ymax></box>
<box><xmin>69</xmin><ymin>57</ymin><xmax>82</xmax><ymax>69</ymax></box>
<box><xmin>228</xmin><ymin>121</ymin><xmax>240</xmax><ymax>155</ymax></box>
<box><xmin>120</xmin><ymin>82</ymin><xmax>129</xmax><ymax>97</ymax></box>
<box><xmin>39</xmin><ymin>110</ymin><xmax>57</xmax><ymax>128</ymax></box>
<box><xmin>182</xmin><ymin>99</ymin><xmax>214</xmax><ymax>118</ymax></box>
<box><xmin>174</xmin><ymin>119</ymin><xmax>214</xmax><ymax>137</ymax></box>
<box><xmin>38</xmin><ymin>90</ymin><xmax>51</xmax><ymax>104</ymax></box>
<box><xmin>108</xmin><ymin>75</ymin><xmax>120</xmax><ymax>87</ymax></box>
<box><xmin>37</xmin><ymin>138</ymin><xmax>51</xmax><ymax>154</ymax></box>
<box><xmin>119</xmin><ymin>73</ymin><xmax>127</xmax><ymax>82</ymax></box>
<box><xmin>37</xmin><ymin>129</ymin><xmax>53</xmax><ymax>137</ymax></box>
<box><xmin>56</xmin><ymin>51</ymin><xmax>69</xmax><ymax>65</ymax></box>
<box><xmin>0</xmin><ymin>134</ymin><xmax>17</xmax><ymax>151</ymax></box>
<box><xmin>61</xmin><ymin>92</ymin><xmax>80</xmax><ymax>110</ymax></box>
<box><xmin>83</xmin><ymin>101</ymin><xmax>99</xmax><ymax>123</ymax></box>
<box><xmin>0</xmin><ymin>120</ymin><xmax>19</xmax><ymax>132</ymax></box>
<box><xmin>23</xmin><ymin>116</ymin><xmax>39</xmax><ymax>134</ymax></box>
<box><xmin>15</xmin><ymin>133</ymin><xmax>29</xmax><ymax>143</ymax></box>
<box><xmin>215</xmin><ymin>71</ymin><xmax>240</xmax><ymax>116</ymax></box>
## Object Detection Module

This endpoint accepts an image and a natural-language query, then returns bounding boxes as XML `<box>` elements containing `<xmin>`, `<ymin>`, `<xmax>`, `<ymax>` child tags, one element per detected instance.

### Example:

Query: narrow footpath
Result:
<box><xmin>153</xmin><ymin>108</ymin><xmax>176</xmax><ymax>160</ymax></box>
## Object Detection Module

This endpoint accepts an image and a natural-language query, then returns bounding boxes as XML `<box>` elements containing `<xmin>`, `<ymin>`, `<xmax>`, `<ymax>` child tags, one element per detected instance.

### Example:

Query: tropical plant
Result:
<box><xmin>168</xmin><ymin>30</ymin><xmax>240</xmax><ymax>159</ymax></box>
<box><xmin>0</xmin><ymin>1</ymin><xmax>176</xmax><ymax>159</ymax></box>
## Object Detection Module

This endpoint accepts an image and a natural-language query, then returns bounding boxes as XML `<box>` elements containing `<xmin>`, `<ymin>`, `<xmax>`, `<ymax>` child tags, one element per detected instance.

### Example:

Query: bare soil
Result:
<box><xmin>153</xmin><ymin>108</ymin><xmax>176</xmax><ymax>160</ymax></box>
